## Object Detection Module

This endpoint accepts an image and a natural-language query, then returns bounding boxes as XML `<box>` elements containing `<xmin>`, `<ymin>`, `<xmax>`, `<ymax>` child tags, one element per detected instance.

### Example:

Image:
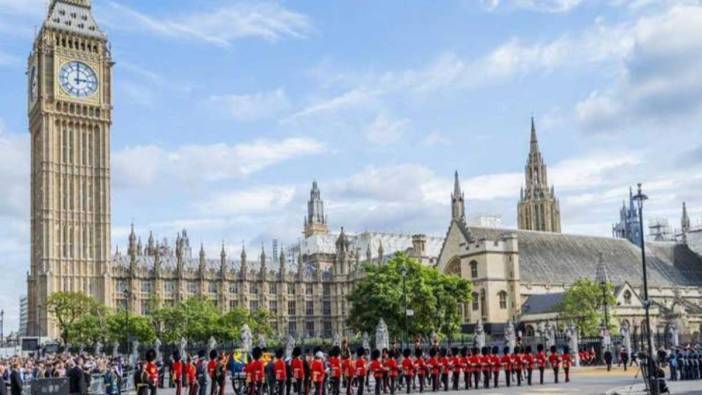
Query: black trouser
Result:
<box><xmin>493</xmin><ymin>370</ymin><xmax>498</xmax><ymax>388</ymax></box>
<box><xmin>526</xmin><ymin>368</ymin><xmax>532</xmax><ymax>385</ymax></box>
<box><xmin>149</xmin><ymin>384</ymin><xmax>158</xmax><ymax>395</ymax></box>
<box><xmin>357</xmin><ymin>377</ymin><xmax>365</xmax><ymax>395</ymax></box>
<box><xmin>482</xmin><ymin>371</ymin><xmax>489</xmax><ymax>388</ymax></box>
<box><xmin>417</xmin><ymin>375</ymin><xmax>424</xmax><ymax>393</ymax></box>
<box><xmin>451</xmin><ymin>372</ymin><xmax>458</xmax><ymax>390</ymax></box>
<box><xmin>564</xmin><ymin>367</ymin><xmax>570</xmax><ymax>383</ymax></box>
<box><xmin>389</xmin><ymin>377</ymin><xmax>396</xmax><ymax>395</ymax></box>
<box><xmin>553</xmin><ymin>367</ymin><xmax>559</xmax><ymax>384</ymax></box>
<box><xmin>374</xmin><ymin>377</ymin><xmax>382</xmax><ymax>395</ymax></box>
<box><xmin>314</xmin><ymin>382</ymin><xmax>324</xmax><ymax>395</ymax></box>
<box><xmin>515</xmin><ymin>369</ymin><xmax>522</xmax><ymax>386</ymax></box>
<box><xmin>440</xmin><ymin>374</ymin><xmax>448</xmax><ymax>392</ymax></box>
<box><xmin>330</xmin><ymin>378</ymin><xmax>340</xmax><ymax>395</ymax></box>
<box><xmin>504</xmin><ymin>370</ymin><xmax>510</xmax><ymax>387</ymax></box>
<box><xmin>539</xmin><ymin>367</ymin><xmax>544</xmax><ymax>384</ymax></box>
<box><xmin>404</xmin><ymin>375</ymin><xmax>413</xmax><ymax>394</ymax></box>
<box><xmin>463</xmin><ymin>371</ymin><xmax>470</xmax><ymax>389</ymax></box>
<box><xmin>472</xmin><ymin>371</ymin><xmax>480</xmax><ymax>389</ymax></box>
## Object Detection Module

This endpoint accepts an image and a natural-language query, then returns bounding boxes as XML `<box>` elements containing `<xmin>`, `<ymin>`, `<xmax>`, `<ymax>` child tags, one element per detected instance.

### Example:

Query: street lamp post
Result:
<box><xmin>125</xmin><ymin>289</ymin><xmax>131</xmax><ymax>356</ymax></box>
<box><xmin>400</xmin><ymin>263</ymin><xmax>408</xmax><ymax>347</ymax></box>
<box><xmin>632</xmin><ymin>183</ymin><xmax>657</xmax><ymax>395</ymax></box>
<box><xmin>601</xmin><ymin>281</ymin><xmax>609</xmax><ymax>330</ymax></box>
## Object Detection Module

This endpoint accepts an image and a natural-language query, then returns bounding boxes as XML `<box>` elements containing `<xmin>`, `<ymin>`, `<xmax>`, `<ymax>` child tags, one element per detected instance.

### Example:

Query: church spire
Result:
<box><xmin>682</xmin><ymin>202</ymin><xmax>691</xmax><ymax>244</ymax></box>
<box><xmin>518</xmin><ymin>116</ymin><xmax>561</xmax><ymax>233</ymax></box>
<box><xmin>451</xmin><ymin>171</ymin><xmax>466</xmax><ymax>222</ymax></box>
<box><xmin>304</xmin><ymin>180</ymin><xmax>330</xmax><ymax>238</ymax></box>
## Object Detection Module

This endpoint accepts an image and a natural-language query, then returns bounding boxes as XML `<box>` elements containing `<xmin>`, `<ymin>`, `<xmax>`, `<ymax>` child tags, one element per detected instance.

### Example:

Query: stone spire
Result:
<box><xmin>297</xmin><ymin>249</ymin><xmax>304</xmax><ymax>280</ymax></box>
<box><xmin>147</xmin><ymin>231</ymin><xmax>155</xmax><ymax>255</ymax></box>
<box><xmin>240</xmin><ymin>242</ymin><xmax>248</xmax><ymax>279</ymax></box>
<box><xmin>128</xmin><ymin>223</ymin><xmax>137</xmax><ymax>257</ymax></box>
<box><xmin>136</xmin><ymin>237</ymin><xmax>143</xmax><ymax>256</ymax></box>
<box><xmin>682</xmin><ymin>202</ymin><xmax>691</xmax><ymax>244</ymax></box>
<box><xmin>304</xmin><ymin>180</ymin><xmax>329</xmax><ymax>238</ymax></box>
<box><xmin>153</xmin><ymin>241</ymin><xmax>161</xmax><ymax>275</ymax></box>
<box><xmin>366</xmin><ymin>244</ymin><xmax>372</xmax><ymax>263</ymax></box>
<box><xmin>451</xmin><ymin>171</ymin><xmax>466</xmax><ymax>222</ymax></box>
<box><xmin>517</xmin><ymin>116</ymin><xmax>561</xmax><ymax>233</ymax></box>
<box><xmin>260</xmin><ymin>244</ymin><xmax>267</xmax><ymax>277</ymax></box>
<box><xmin>377</xmin><ymin>240</ymin><xmax>384</xmax><ymax>264</ymax></box>
<box><xmin>279</xmin><ymin>246</ymin><xmax>286</xmax><ymax>278</ymax></box>
<box><xmin>595</xmin><ymin>252</ymin><xmax>609</xmax><ymax>285</ymax></box>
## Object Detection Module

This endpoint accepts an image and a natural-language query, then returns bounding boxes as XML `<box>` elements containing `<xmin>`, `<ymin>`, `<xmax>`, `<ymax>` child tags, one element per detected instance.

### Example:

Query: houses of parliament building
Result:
<box><xmin>27</xmin><ymin>0</ymin><xmax>702</xmax><ymax>339</ymax></box>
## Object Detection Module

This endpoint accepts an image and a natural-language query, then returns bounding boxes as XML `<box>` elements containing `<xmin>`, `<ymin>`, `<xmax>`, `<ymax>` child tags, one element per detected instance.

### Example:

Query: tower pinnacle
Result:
<box><xmin>451</xmin><ymin>171</ymin><xmax>466</xmax><ymax>221</ymax></box>
<box><xmin>304</xmin><ymin>180</ymin><xmax>330</xmax><ymax>238</ymax></box>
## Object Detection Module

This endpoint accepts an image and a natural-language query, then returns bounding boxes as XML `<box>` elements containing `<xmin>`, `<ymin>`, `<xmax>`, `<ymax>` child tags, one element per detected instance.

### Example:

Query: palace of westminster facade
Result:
<box><xmin>27</xmin><ymin>0</ymin><xmax>702</xmax><ymax>339</ymax></box>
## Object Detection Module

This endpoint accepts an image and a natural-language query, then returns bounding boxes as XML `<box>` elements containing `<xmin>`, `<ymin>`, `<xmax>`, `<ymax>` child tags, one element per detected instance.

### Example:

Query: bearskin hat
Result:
<box><xmin>537</xmin><ymin>344</ymin><xmax>544</xmax><ymax>352</ymax></box>
<box><xmin>525</xmin><ymin>345</ymin><xmax>532</xmax><ymax>353</ymax></box>
<box><xmin>563</xmin><ymin>346</ymin><xmax>569</xmax><ymax>354</ymax></box>
<box><xmin>210</xmin><ymin>349</ymin><xmax>218</xmax><ymax>360</ymax></box>
<box><xmin>550</xmin><ymin>345</ymin><xmax>557</xmax><ymax>353</ymax></box>
<box><xmin>292</xmin><ymin>347</ymin><xmax>301</xmax><ymax>358</ymax></box>
<box><xmin>145</xmin><ymin>349</ymin><xmax>157</xmax><ymax>362</ymax></box>
<box><xmin>503</xmin><ymin>346</ymin><xmax>510</xmax><ymax>355</ymax></box>
<box><xmin>481</xmin><ymin>347</ymin><xmax>488</xmax><ymax>355</ymax></box>
<box><xmin>357</xmin><ymin>347</ymin><xmax>366</xmax><ymax>357</ymax></box>
<box><xmin>173</xmin><ymin>351</ymin><xmax>181</xmax><ymax>362</ymax></box>
<box><xmin>414</xmin><ymin>348</ymin><xmax>423</xmax><ymax>358</ymax></box>
<box><xmin>198</xmin><ymin>349</ymin><xmax>206</xmax><ymax>358</ymax></box>
<box><xmin>371</xmin><ymin>349</ymin><xmax>381</xmax><ymax>360</ymax></box>
<box><xmin>429</xmin><ymin>348</ymin><xmax>437</xmax><ymax>357</ymax></box>
<box><xmin>329</xmin><ymin>346</ymin><xmax>341</xmax><ymax>358</ymax></box>
<box><xmin>460</xmin><ymin>347</ymin><xmax>468</xmax><ymax>357</ymax></box>
<box><xmin>491</xmin><ymin>346</ymin><xmax>499</xmax><ymax>355</ymax></box>
<box><xmin>403</xmin><ymin>348</ymin><xmax>411</xmax><ymax>358</ymax></box>
<box><xmin>252</xmin><ymin>346</ymin><xmax>263</xmax><ymax>360</ymax></box>
<box><xmin>275</xmin><ymin>348</ymin><xmax>284</xmax><ymax>359</ymax></box>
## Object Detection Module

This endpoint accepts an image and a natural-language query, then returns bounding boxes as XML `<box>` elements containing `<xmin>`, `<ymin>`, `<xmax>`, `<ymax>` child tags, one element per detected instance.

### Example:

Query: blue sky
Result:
<box><xmin>1</xmin><ymin>0</ymin><xmax>702</xmax><ymax>331</ymax></box>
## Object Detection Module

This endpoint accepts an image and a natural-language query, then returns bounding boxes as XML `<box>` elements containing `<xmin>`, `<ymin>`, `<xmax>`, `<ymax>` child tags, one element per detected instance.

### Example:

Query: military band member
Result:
<box><xmin>414</xmin><ymin>349</ymin><xmax>426</xmax><ymax>393</ymax></box>
<box><xmin>329</xmin><ymin>347</ymin><xmax>342</xmax><ymax>395</ymax></box>
<box><xmin>311</xmin><ymin>351</ymin><xmax>325</xmax><ymax>395</ymax></box>
<box><xmin>370</xmin><ymin>350</ymin><xmax>385</xmax><ymax>395</ymax></box>
<box><xmin>291</xmin><ymin>348</ymin><xmax>305</xmax><ymax>395</ymax></box>
<box><xmin>469</xmin><ymin>348</ymin><xmax>480</xmax><ymax>389</ymax></box>
<box><xmin>548</xmin><ymin>346</ymin><xmax>560</xmax><ymax>384</ymax></box>
<box><xmin>480</xmin><ymin>347</ymin><xmax>490</xmax><ymax>389</ymax></box>
<box><xmin>172</xmin><ymin>352</ymin><xmax>184</xmax><ymax>395</ymax></box>
<box><xmin>501</xmin><ymin>347</ymin><xmax>512</xmax><ymax>387</ymax></box>
<box><xmin>274</xmin><ymin>349</ymin><xmax>288</xmax><ymax>395</ymax></box>
<box><xmin>427</xmin><ymin>348</ymin><xmax>439</xmax><ymax>392</ymax></box>
<box><xmin>562</xmin><ymin>346</ymin><xmax>572</xmax><ymax>383</ymax></box>
<box><xmin>513</xmin><ymin>347</ymin><xmax>523</xmax><ymax>386</ymax></box>
<box><xmin>536</xmin><ymin>345</ymin><xmax>546</xmax><ymax>385</ymax></box>
<box><xmin>460</xmin><ymin>347</ymin><xmax>470</xmax><ymax>390</ymax></box>
<box><xmin>401</xmin><ymin>349</ymin><xmax>414</xmax><ymax>394</ymax></box>
<box><xmin>438</xmin><ymin>348</ymin><xmax>449</xmax><ymax>392</ymax></box>
<box><xmin>523</xmin><ymin>346</ymin><xmax>534</xmax><ymax>386</ymax></box>
<box><xmin>355</xmin><ymin>348</ymin><xmax>368</xmax><ymax>395</ymax></box>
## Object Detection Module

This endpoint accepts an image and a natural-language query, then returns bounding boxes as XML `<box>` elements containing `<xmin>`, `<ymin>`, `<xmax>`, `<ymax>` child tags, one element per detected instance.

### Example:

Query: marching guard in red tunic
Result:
<box><xmin>501</xmin><ymin>347</ymin><xmax>512</xmax><ymax>387</ymax></box>
<box><xmin>401</xmin><ymin>349</ymin><xmax>415</xmax><ymax>394</ymax></box>
<box><xmin>536</xmin><ymin>344</ymin><xmax>547</xmax><ymax>385</ymax></box>
<box><xmin>523</xmin><ymin>345</ymin><xmax>535</xmax><ymax>386</ymax></box>
<box><xmin>548</xmin><ymin>346</ymin><xmax>561</xmax><ymax>384</ymax></box>
<box><xmin>562</xmin><ymin>346</ymin><xmax>573</xmax><ymax>383</ymax></box>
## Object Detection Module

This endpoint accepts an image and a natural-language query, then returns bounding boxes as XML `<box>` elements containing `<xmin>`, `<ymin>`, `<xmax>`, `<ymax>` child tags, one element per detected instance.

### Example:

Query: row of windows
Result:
<box><xmin>470</xmin><ymin>290</ymin><xmax>509</xmax><ymax>311</ymax></box>
<box><xmin>61</xmin><ymin>225</ymin><xmax>98</xmax><ymax>259</ymax></box>
<box><xmin>116</xmin><ymin>280</ymin><xmax>334</xmax><ymax>296</ymax></box>
<box><xmin>53</xmin><ymin>32</ymin><xmax>100</xmax><ymax>52</ymax></box>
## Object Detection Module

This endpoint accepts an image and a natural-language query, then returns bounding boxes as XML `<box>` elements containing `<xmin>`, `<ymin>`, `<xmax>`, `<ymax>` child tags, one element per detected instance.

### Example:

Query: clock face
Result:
<box><xmin>29</xmin><ymin>65</ymin><xmax>38</xmax><ymax>103</ymax></box>
<box><xmin>59</xmin><ymin>61</ymin><xmax>98</xmax><ymax>98</ymax></box>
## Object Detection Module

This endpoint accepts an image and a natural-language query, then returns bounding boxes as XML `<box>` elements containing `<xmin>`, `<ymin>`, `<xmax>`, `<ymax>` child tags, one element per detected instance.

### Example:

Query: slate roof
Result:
<box><xmin>467</xmin><ymin>227</ymin><xmax>702</xmax><ymax>287</ymax></box>
<box><xmin>521</xmin><ymin>293</ymin><xmax>565</xmax><ymax>315</ymax></box>
<box><xmin>45</xmin><ymin>1</ymin><xmax>105</xmax><ymax>38</ymax></box>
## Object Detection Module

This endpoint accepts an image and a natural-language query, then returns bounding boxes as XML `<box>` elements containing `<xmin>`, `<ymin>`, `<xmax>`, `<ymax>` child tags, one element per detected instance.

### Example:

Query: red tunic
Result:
<box><xmin>500</xmin><ymin>355</ymin><xmax>512</xmax><ymax>372</ymax></box>
<box><xmin>428</xmin><ymin>357</ymin><xmax>440</xmax><ymax>376</ymax></box>
<box><xmin>452</xmin><ymin>356</ymin><xmax>463</xmax><ymax>374</ymax></box>
<box><xmin>480</xmin><ymin>355</ymin><xmax>491</xmax><ymax>373</ymax></box>
<box><xmin>355</xmin><ymin>358</ymin><xmax>367</xmax><ymax>378</ymax></box>
<box><xmin>548</xmin><ymin>353</ymin><xmax>561</xmax><ymax>368</ymax></box>
<box><xmin>342</xmin><ymin>358</ymin><xmax>353</xmax><ymax>378</ymax></box>
<box><xmin>207</xmin><ymin>360</ymin><xmax>217</xmax><ymax>377</ymax></box>
<box><xmin>402</xmin><ymin>357</ymin><xmax>415</xmax><ymax>376</ymax></box>
<box><xmin>145</xmin><ymin>362</ymin><xmax>159</xmax><ymax>384</ymax></box>
<box><xmin>172</xmin><ymin>361</ymin><xmax>183</xmax><ymax>381</ymax></box>
<box><xmin>386</xmin><ymin>358</ymin><xmax>399</xmax><ymax>378</ymax></box>
<box><xmin>562</xmin><ymin>353</ymin><xmax>572</xmax><ymax>369</ymax></box>
<box><xmin>416</xmin><ymin>357</ymin><xmax>426</xmax><ymax>376</ymax></box>
<box><xmin>536</xmin><ymin>352</ymin><xmax>546</xmax><ymax>369</ymax></box>
<box><xmin>439</xmin><ymin>356</ymin><xmax>449</xmax><ymax>375</ymax></box>
<box><xmin>468</xmin><ymin>355</ymin><xmax>479</xmax><ymax>373</ymax></box>
<box><xmin>512</xmin><ymin>354</ymin><xmax>523</xmax><ymax>370</ymax></box>
<box><xmin>329</xmin><ymin>356</ymin><xmax>342</xmax><ymax>379</ymax></box>
<box><xmin>292</xmin><ymin>358</ymin><xmax>304</xmax><ymax>380</ymax></box>
<box><xmin>524</xmin><ymin>353</ymin><xmax>535</xmax><ymax>370</ymax></box>
<box><xmin>274</xmin><ymin>359</ymin><xmax>287</xmax><ymax>381</ymax></box>
<box><xmin>370</xmin><ymin>360</ymin><xmax>384</xmax><ymax>379</ymax></box>
<box><xmin>311</xmin><ymin>359</ymin><xmax>325</xmax><ymax>383</ymax></box>
<box><xmin>186</xmin><ymin>363</ymin><xmax>196</xmax><ymax>384</ymax></box>
<box><xmin>246</xmin><ymin>360</ymin><xmax>265</xmax><ymax>383</ymax></box>
<box><xmin>491</xmin><ymin>355</ymin><xmax>501</xmax><ymax>373</ymax></box>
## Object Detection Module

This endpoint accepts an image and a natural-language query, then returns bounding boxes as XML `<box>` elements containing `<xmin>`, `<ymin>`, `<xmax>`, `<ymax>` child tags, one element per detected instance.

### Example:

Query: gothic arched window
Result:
<box><xmin>623</xmin><ymin>290</ymin><xmax>632</xmax><ymax>305</ymax></box>
<box><xmin>472</xmin><ymin>292</ymin><xmax>479</xmax><ymax>311</ymax></box>
<box><xmin>498</xmin><ymin>291</ymin><xmax>508</xmax><ymax>309</ymax></box>
<box><xmin>470</xmin><ymin>261</ymin><xmax>478</xmax><ymax>278</ymax></box>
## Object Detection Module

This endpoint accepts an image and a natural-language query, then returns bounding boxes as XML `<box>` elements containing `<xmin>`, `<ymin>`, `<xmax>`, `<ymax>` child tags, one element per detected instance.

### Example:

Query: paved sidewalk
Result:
<box><xmin>608</xmin><ymin>380</ymin><xmax>702</xmax><ymax>395</ymax></box>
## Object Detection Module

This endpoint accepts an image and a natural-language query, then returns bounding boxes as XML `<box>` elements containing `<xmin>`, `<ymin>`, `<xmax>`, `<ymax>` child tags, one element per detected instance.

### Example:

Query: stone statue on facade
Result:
<box><xmin>474</xmin><ymin>320</ymin><xmax>486</xmax><ymax>349</ymax></box>
<box><xmin>362</xmin><ymin>332</ymin><xmax>370</xmax><ymax>352</ymax></box>
<box><xmin>565</xmin><ymin>322</ymin><xmax>580</xmax><ymax>367</ymax></box>
<box><xmin>179</xmin><ymin>337</ymin><xmax>188</xmax><ymax>359</ymax></box>
<box><xmin>431</xmin><ymin>331</ymin><xmax>440</xmax><ymax>348</ymax></box>
<box><xmin>94</xmin><ymin>341</ymin><xmax>103</xmax><ymax>356</ymax></box>
<box><xmin>668</xmin><ymin>322</ymin><xmax>679</xmax><ymax>348</ymax></box>
<box><xmin>240</xmin><ymin>324</ymin><xmax>253</xmax><ymax>353</ymax></box>
<box><xmin>285</xmin><ymin>335</ymin><xmax>295</xmax><ymax>359</ymax></box>
<box><xmin>504</xmin><ymin>320</ymin><xmax>516</xmax><ymax>353</ymax></box>
<box><xmin>375</xmin><ymin>319</ymin><xmax>389</xmax><ymax>351</ymax></box>
<box><xmin>131</xmin><ymin>340</ymin><xmax>140</xmax><ymax>367</ymax></box>
<box><xmin>258</xmin><ymin>334</ymin><xmax>267</xmax><ymax>348</ymax></box>
<box><xmin>600</xmin><ymin>324</ymin><xmax>611</xmax><ymax>351</ymax></box>
<box><xmin>620</xmin><ymin>321</ymin><xmax>632</xmax><ymax>358</ymax></box>
<box><xmin>333</xmin><ymin>333</ymin><xmax>341</xmax><ymax>347</ymax></box>
<box><xmin>112</xmin><ymin>340</ymin><xmax>120</xmax><ymax>358</ymax></box>
<box><xmin>535</xmin><ymin>322</ymin><xmax>545</xmax><ymax>339</ymax></box>
<box><xmin>208</xmin><ymin>336</ymin><xmax>217</xmax><ymax>354</ymax></box>
<box><xmin>79</xmin><ymin>344</ymin><xmax>85</xmax><ymax>355</ymax></box>
<box><xmin>155</xmin><ymin>338</ymin><xmax>162</xmax><ymax>361</ymax></box>
<box><xmin>544</xmin><ymin>322</ymin><xmax>555</xmax><ymax>348</ymax></box>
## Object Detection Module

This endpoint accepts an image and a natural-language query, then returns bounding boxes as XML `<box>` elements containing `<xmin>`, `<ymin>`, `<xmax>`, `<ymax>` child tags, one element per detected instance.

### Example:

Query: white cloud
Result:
<box><xmin>284</xmin><ymin>88</ymin><xmax>379</xmax><ymax>122</ymax></box>
<box><xmin>575</xmin><ymin>5</ymin><xmax>702</xmax><ymax>132</ymax></box>
<box><xmin>196</xmin><ymin>186</ymin><xmax>296</xmax><ymax>216</ymax></box>
<box><xmin>113</xmin><ymin>137</ymin><xmax>325</xmax><ymax>188</ymax></box>
<box><xmin>210</xmin><ymin>89</ymin><xmax>290</xmax><ymax>121</ymax></box>
<box><xmin>364</xmin><ymin>113</ymin><xmax>409</xmax><ymax>145</ymax></box>
<box><xmin>106</xmin><ymin>1</ymin><xmax>312</xmax><ymax>46</ymax></box>
<box><xmin>423</xmin><ymin>131</ymin><xmax>451</xmax><ymax>146</ymax></box>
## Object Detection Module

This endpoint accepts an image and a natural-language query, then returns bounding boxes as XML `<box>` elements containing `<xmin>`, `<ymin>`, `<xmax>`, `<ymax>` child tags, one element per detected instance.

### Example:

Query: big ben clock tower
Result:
<box><xmin>27</xmin><ymin>0</ymin><xmax>113</xmax><ymax>337</ymax></box>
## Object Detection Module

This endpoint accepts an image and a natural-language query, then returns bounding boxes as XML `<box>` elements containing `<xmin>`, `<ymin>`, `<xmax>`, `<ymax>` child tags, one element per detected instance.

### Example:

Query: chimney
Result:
<box><xmin>412</xmin><ymin>234</ymin><xmax>427</xmax><ymax>257</ymax></box>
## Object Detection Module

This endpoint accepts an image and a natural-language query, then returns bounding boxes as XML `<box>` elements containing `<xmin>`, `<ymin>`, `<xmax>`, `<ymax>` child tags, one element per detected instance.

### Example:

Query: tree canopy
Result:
<box><xmin>45</xmin><ymin>292</ymin><xmax>273</xmax><ymax>345</ymax></box>
<box><xmin>346</xmin><ymin>253</ymin><xmax>472</xmax><ymax>340</ymax></box>
<box><xmin>557</xmin><ymin>278</ymin><xmax>617</xmax><ymax>337</ymax></box>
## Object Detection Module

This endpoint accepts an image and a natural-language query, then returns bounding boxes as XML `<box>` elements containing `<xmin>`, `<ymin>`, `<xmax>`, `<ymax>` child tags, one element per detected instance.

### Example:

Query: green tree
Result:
<box><xmin>71</xmin><ymin>314</ymin><xmax>107</xmax><ymax>345</ymax></box>
<box><xmin>346</xmin><ymin>253</ymin><xmax>472</xmax><ymax>340</ymax></box>
<box><xmin>557</xmin><ymin>278</ymin><xmax>617</xmax><ymax>337</ymax></box>
<box><xmin>45</xmin><ymin>291</ymin><xmax>104</xmax><ymax>345</ymax></box>
<box><xmin>106</xmin><ymin>310</ymin><xmax>157</xmax><ymax>343</ymax></box>
<box><xmin>150</xmin><ymin>305</ymin><xmax>187</xmax><ymax>344</ymax></box>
